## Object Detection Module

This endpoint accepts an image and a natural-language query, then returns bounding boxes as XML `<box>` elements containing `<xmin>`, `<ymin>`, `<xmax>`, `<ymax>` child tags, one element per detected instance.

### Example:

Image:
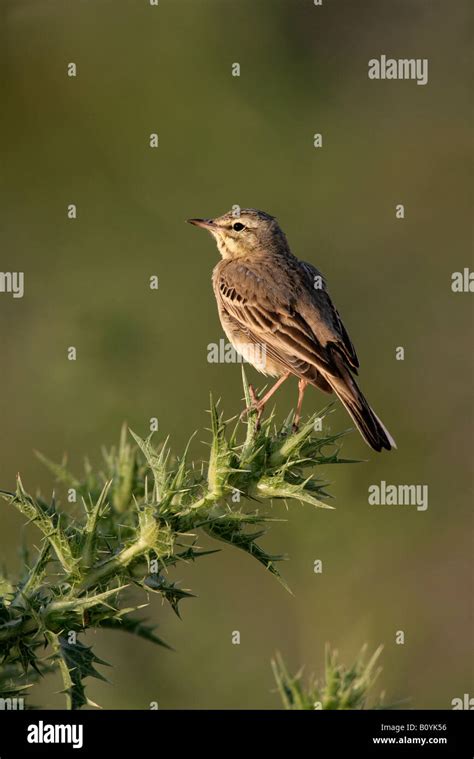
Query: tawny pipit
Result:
<box><xmin>188</xmin><ymin>209</ymin><xmax>395</xmax><ymax>452</ymax></box>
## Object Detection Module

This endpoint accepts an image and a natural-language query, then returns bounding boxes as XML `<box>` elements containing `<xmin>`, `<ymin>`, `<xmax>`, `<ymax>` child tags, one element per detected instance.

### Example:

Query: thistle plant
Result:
<box><xmin>272</xmin><ymin>645</ymin><xmax>400</xmax><ymax>710</ymax></box>
<box><xmin>0</xmin><ymin>371</ymin><xmax>355</xmax><ymax>709</ymax></box>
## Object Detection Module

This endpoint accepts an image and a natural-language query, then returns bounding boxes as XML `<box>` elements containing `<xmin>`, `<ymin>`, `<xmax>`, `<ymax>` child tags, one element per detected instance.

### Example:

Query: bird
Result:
<box><xmin>187</xmin><ymin>208</ymin><xmax>395</xmax><ymax>452</ymax></box>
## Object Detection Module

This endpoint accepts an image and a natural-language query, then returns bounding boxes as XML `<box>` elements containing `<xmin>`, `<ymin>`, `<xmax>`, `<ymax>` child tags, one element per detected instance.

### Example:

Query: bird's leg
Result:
<box><xmin>246</xmin><ymin>383</ymin><xmax>263</xmax><ymax>427</ymax></box>
<box><xmin>248</xmin><ymin>384</ymin><xmax>259</xmax><ymax>406</ymax></box>
<box><xmin>257</xmin><ymin>373</ymin><xmax>291</xmax><ymax>408</ymax></box>
<box><xmin>292</xmin><ymin>379</ymin><xmax>308</xmax><ymax>432</ymax></box>
<box><xmin>241</xmin><ymin>373</ymin><xmax>291</xmax><ymax>427</ymax></box>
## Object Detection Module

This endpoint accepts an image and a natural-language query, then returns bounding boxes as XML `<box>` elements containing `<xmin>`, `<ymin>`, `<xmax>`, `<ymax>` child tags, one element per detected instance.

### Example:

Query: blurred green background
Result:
<box><xmin>1</xmin><ymin>0</ymin><xmax>472</xmax><ymax>709</ymax></box>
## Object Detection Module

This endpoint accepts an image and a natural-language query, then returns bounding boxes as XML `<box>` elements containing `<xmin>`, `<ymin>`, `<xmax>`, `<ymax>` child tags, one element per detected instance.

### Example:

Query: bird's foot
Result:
<box><xmin>292</xmin><ymin>412</ymin><xmax>302</xmax><ymax>434</ymax></box>
<box><xmin>240</xmin><ymin>385</ymin><xmax>264</xmax><ymax>429</ymax></box>
<box><xmin>248</xmin><ymin>383</ymin><xmax>259</xmax><ymax>406</ymax></box>
<box><xmin>240</xmin><ymin>405</ymin><xmax>264</xmax><ymax>430</ymax></box>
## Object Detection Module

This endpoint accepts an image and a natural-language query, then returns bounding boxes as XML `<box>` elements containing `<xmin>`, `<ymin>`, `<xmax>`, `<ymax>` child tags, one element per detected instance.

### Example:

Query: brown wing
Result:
<box><xmin>213</xmin><ymin>257</ymin><xmax>358</xmax><ymax>382</ymax></box>
<box><xmin>300</xmin><ymin>261</ymin><xmax>359</xmax><ymax>372</ymax></box>
<box><xmin>213</xmin><ymin>257</ymin><xmax>394</xmax><ymax>452</ymax></box>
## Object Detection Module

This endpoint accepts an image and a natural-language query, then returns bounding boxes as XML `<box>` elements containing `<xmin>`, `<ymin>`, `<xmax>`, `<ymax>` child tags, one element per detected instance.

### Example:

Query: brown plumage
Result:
<box><xmin>188</xmin><ymin>208</ymin><xmax>396</xmax><ymax>452</ymax></box>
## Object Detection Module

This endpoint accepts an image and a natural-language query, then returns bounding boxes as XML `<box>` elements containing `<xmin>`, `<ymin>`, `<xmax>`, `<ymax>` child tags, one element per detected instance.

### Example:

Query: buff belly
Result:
<box><xmin>219</xmin><ymin>317</ymin><xmax>283</xmax><ymax>378</ymax></box>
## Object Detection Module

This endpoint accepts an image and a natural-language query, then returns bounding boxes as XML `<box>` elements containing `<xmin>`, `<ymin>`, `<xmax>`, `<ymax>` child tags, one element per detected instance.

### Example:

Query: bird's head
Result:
<box><xmin>187</xmin><ymin>208</ymin><xmax>288</xmax><ymax>259</ymax></box>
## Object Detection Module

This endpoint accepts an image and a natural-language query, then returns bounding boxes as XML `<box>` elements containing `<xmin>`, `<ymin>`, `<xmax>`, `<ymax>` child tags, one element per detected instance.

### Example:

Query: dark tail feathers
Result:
<box><xmin>316</xmin><ymin>370</ymin><xmax>396</xmax><ymax>452</ymax></box>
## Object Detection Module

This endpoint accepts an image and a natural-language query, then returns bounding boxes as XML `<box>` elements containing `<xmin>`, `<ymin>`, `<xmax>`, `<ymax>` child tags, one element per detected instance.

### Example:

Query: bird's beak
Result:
<box><xmin>187</xmin><ymin>218</ymin><xmax>215</xmax><ymax>230</ymax></box>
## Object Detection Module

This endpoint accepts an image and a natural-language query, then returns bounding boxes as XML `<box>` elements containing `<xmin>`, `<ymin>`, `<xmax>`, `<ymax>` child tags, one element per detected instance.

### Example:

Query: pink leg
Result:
<box><xmin>249</xmin><ymin>384</ymin><xmax>259</xmax><ymax>406</ymax></box>
<box><xmin>292</xmin><ymin>379</ymin><xmax>308</xmax><ymax>431</ymax></box>
<box><xmin>243</xmin><ymin>373</ymin><xmax>291</xmax><ymax>427</ymax></box>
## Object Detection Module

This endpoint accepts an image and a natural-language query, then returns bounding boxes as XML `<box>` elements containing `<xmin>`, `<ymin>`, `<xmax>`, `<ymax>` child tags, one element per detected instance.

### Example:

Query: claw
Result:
<box><xmin>240</xmin><ymin>374</ymin><xmax>291</xmax><ymax>431</ymax></box>
<box><xmin>240</xmin><ymin>399</ymin><xmax>263</xmax><ymax>430</ymax></box>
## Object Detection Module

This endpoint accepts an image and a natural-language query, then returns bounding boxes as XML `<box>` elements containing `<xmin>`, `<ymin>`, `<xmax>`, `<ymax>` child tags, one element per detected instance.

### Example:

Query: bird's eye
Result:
<box><xmin>232</xmin><ymin>222</ymin><xmax>245</xmax><ymax>232</ymax></box>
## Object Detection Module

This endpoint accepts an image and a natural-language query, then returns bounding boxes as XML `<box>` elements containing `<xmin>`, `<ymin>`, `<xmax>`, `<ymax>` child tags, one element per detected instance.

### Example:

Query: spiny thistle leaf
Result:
<box><xmin>0</xmin><ymin>374</ymin><xmax>356</xmax><ymax>708</ymax></box>
<box><xmin>47</xmin><ymin>632</ymin><xmax>108</xmax><ymax>710</ymax></box>
<box><xmin>0</xmin><ymin>659</ymin><xmax>54</xmax><ymax>705</ymax></box>
<box><xmin>79</xmin><ymin>481</ymin><xmax>112</xmax><ymax>570</ymax></box>
<box><xmin>43</xmin><ymin>585</ymin><xmax>129</xmax><ymax>628</ymax></box>
<box><xmin>272</xmin><ymin>644</ymin><xmax>395</xmax><ymax>710</ymax></box>
<box><xmin>207</xmin><ymin>399</ymin><xmax>233</xmax><ymax>499</ymax></box>
<box><xmin>142</xmin><ymin>574</ymin><xmax>194</xmax><ymax>617</ymax></box>
<box><xmin>13</xmin><ymin>542</ymin><xmax>51</xmax><ymax>608</ymax></box>
<box><xmin>7</xmin><ymin>479</ymin><xmax>77</xmax><ymax>576</ymax></box>
<box><xmin>111</xmin><ymin>424</ymin><xmax>137</xmax><ymax>513</ymax></box>
<box><xmin>203</xmin><ymin>520</ymin><xmax>291</xmax><ymax>593</ymax></box>
<box><xmin>129</xmin><ymin>429</ymin><xmax>170</xmax><ymax>502</ymax></box>
<box><xmin>256</xmin><ymin>474</ymin><xmax>335</xmax><ymax>509</ymax></box>
<box><xmin>99</xmin><ymin>615</ymin><xmax>171</xmax><ymax>649</ymax></box>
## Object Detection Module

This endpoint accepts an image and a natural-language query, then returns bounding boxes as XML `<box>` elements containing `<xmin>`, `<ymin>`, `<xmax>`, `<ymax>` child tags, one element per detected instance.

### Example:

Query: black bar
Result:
<box><xmin>0</xmin><ymin>709</ymin><xmax>472</xmax><ymax>756</ymax></box>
